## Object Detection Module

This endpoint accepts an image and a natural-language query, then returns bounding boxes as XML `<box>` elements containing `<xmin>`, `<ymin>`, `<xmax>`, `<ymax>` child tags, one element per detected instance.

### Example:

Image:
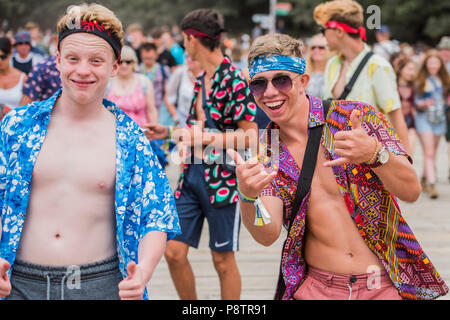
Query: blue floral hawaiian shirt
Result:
<box><xmin>0</xmin><ymin>90</ymin><xmax>181</xmax><ymax>300</ymax></box>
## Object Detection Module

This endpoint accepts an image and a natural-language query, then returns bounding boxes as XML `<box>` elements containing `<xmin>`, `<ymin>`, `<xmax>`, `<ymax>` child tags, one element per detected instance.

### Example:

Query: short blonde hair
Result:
<box><xmin>313</xmin><ymin>0</ymin><xmax>364</xmax><ymax>29</ymax></box>
<box><xmin>248</xmin><ymin>33</ymin><xmax>303</xmax><ymax>66</ymax></box>
<box><xmin>120</xmin><ymin>45</ymin><xmax>138</xmax><ymax>71</ymax></box>
<box><xmin>57</xmin><ymin>3</ymin><xmax>124</xmax><ymax>46</ymax></box>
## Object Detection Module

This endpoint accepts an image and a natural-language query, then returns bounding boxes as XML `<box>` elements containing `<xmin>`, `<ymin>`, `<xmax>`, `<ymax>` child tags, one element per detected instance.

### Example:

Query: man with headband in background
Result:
<box><xmin>228</xmin><ymin>33</ymin><xmax>448</xmax><ymax>300</ymax></box>
<box><xmin>0</xmin><ymin>3</ymin><xmax>180</xmax><ymax>300</ymax></box>
<box><xmin>145</xmin><ymin>8</ymin><xmax>258</xmax><ymax>300</ymax></box>
<box><xmin>314</xmin><ymin>0</ymin><xmax>411</xmax><ymax>154</ymax></box>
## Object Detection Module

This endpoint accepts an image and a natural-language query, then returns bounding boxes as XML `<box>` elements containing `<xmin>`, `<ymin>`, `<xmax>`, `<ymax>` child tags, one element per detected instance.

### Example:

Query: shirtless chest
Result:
<box><xmin>16</xmin><ymin>112</ymin><xmax>118</xmax><ymax>264</ymax></box>
<box><xmin>32</xmin><ymin>115</ymin><xmax>116</xmax><ymax>193</ymax></box>
<box><xmin>288</xmin><ymin>142</ymin><xmax>383</xmax><ymax>273</ymax></box>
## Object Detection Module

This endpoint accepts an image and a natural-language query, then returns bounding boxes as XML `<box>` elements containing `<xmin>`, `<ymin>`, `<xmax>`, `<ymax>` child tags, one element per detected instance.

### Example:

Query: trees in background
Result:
<box><xmin>0</xmin><ymin>0</ymin><xmax>447</xmax><ymax>45</ymax></box>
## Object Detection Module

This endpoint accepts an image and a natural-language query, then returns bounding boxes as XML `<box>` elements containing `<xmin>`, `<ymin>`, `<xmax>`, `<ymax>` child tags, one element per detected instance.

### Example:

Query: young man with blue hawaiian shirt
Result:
<box><xmin>0</xmin><ymin>3</ymin><xmax>180</xmax><ymax>300</ymax></box>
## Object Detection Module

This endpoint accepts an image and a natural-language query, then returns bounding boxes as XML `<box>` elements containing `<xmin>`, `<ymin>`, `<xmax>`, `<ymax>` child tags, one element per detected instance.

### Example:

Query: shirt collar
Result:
<box><xmin>337</xmin><ymin>43</ymin><xmax>371</xmax><ymax>71</ymax></box>
<box><xmin>266</xmin><ymin>95</ymin><xmax>327</xmax><ymax>132</ymax></box>
<box><xmin>32</xmin><ymin>88</ymin><xmax>118</xmax><ymax>119</ymax></box>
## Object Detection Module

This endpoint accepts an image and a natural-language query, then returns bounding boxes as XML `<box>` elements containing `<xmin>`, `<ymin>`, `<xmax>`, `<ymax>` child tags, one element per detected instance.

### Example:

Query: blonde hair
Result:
<box><xmin>248</xmin><ymin>33</ymin><xmax>303</xmax><ymax>66</ymax></box>
<box><xmin>313</xmin><ymin>0</ymin><xmax>364</xmax><ymax>29</ymax></box>
<box><xmin>120</xmin><ymin>45</ymin><xmax>139</xmax><ymax>71</ymax></box>
<box><xmin>57</xmin><ymin>3</ymin><xmax>124</xmax><ymax>45</ymax></box>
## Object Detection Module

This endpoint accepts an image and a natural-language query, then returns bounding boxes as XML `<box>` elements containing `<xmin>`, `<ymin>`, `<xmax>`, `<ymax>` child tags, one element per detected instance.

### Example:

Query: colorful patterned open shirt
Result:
<box><xmin>261</xmin><ymin>95</ymin><xmax>448</xmax><ymax>300</ymax></box>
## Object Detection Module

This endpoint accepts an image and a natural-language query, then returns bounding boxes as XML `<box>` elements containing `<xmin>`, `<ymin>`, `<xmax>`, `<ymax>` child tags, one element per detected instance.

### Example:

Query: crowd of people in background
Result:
<box><xmin>0</xmin><ymin>16</ymin><xmax>449</xmax><ymax>199</ymax></box>
<box><xmin>0</xmin><ymin>0</ymin><xmax>448</xmax><ymax>302</ymax></box>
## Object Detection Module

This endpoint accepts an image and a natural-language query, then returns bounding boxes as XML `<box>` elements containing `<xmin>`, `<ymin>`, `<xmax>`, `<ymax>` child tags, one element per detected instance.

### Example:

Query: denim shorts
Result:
<box><xmin>174</xmin><ymin>161</ymin><xmax>240</xmax><ymax>252</ymax></box>
<box><xmin>5</xmin><ymin>255</ymin><xmax>123</xmax><ymax>300</ymax></box>
<box><xmin>415</xmin><ymin>111</ymin><xmax>447</xmax><ymax>136</ymax></box>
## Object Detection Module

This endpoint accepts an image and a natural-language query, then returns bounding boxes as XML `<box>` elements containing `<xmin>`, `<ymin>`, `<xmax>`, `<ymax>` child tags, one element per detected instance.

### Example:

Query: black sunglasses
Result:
<box><xmin>0</xmin><ymin>53</ymin><xmax>8</xmax><ymax>60</ymax></box>
<box><xmin>249</xmin><ymin>74</ymin><xmax>302</xmax><ymax>97</ymax></box>
<box><xmin>119</xmin><ymin>60</ymin><xmax>134</xmax><ymax>65</ymax></box>
<box><xmin>311</xmin><ymin>45</ymin><xmax>326</xmax><ymax>50</ymax></box>
<box><xmin>319</xmin><ymin>26</ymin><xmax>332</xmax><ymax>35</ymax></box>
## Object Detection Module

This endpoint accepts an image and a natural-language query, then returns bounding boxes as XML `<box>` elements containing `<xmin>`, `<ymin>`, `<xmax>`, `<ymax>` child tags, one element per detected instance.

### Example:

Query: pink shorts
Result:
<box><xmin>294</xmin><ymin>266</ymin><xmax>402</xmax><ymax>300</ymax></box>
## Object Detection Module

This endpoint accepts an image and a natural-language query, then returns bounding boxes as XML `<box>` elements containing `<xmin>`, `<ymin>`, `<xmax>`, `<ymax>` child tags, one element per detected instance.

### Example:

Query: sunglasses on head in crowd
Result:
<box><xmin>119</xmin><ymin>60</ymin><xmax>134</xmax><ymax>65</ymax></box>
<box><xmin>249</xmin><ymin>74</ymin><xmax>302</xmax><ymax>97</ymax></box>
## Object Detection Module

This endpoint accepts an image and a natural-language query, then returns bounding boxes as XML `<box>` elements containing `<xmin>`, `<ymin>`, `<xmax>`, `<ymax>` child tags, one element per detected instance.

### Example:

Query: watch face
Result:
<box><xmin>379</xmin><ymin>148</ymin><xmax>389</xmax><ymax>164</ymax></box>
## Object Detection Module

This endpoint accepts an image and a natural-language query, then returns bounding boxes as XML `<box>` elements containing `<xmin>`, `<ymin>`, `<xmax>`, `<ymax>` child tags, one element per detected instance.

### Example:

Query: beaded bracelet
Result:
<box><xmin>365</xmin><ymin>137</ymin><xmax>381</xmax><ymax>165</ymax></box>
<box><xmin>166</xmin><ymin>126</ymin><xmax>174</xmax><ymax>140</ymax></box>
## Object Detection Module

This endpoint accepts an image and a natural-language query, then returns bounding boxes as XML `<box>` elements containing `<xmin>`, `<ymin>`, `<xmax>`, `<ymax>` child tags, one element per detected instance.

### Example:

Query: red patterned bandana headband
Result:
<box><xmin>58</xmin><ymin>20</ymin><xmax>122</xmax><ymax>60</ymax></box>
<box><xmin>325</xmin><ymin>20</ymin><xmax>366</xmax><ymax>41</ymax></box>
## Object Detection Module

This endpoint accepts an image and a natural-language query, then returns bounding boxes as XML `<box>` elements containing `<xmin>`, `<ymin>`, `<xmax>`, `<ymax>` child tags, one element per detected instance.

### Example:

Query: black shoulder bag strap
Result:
<box><xmin>338</xmin><ymin>51</ymin><xmax>374</xmax><ymax>100</ymax></box>
<box><xmin>275</xmin><ymin>99</ymin><xmax>331</xmax><ymax>300</ymax></box>
<box><xmin>200</xmin><ymin>74</ymin><xmax>237</xmax><ymax>172</ymax></box>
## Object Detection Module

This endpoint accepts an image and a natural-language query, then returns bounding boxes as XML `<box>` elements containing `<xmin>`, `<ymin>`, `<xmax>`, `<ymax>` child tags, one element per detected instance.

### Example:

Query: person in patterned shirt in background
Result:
<box><xmin>314</xmin><ymin>0</ymin><xmax>411</xmax><ymax>154</ymax></box>
<box><xmin>20</xmin><ymin>55</ymin><xmax>61</xmax><ymax>106</ymax></box>
<box><xmin>0</xmin><ymin>3</ymin><xmax>180</xmax><ymax>300</ymax></box>
<box><xmin>228</xmin><ymin>33</ymin><xmax>448</xmax><ymax>300</ymax></box>
<box><xmin>144</xmin><ymin>9</ymin><xmax>258</xmax><ymax>300</ymax></box>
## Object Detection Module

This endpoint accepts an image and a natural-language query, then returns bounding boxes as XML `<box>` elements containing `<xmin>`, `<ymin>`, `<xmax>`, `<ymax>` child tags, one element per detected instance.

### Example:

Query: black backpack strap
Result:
<box><xmin>275</xmin><ymin>99</ymin><xmax>331</xmax><ymax>300</ymax></box>
<box><xmin>338</xmin><ymin>51</ymin><xmax>374</xmax><ymax>100</ymax></box>
<box><xmin>288</xmin><ymin>99</ymin><xmax>331</xmax><ymax>227</ymax></box>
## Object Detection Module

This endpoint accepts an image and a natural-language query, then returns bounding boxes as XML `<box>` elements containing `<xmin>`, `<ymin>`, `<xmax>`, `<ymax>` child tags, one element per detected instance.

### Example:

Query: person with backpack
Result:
<box><xmin>228</xmin><ymin>32</ymin><xmax>448</xmax><ymax>300</ymax></box>
<box><xmin>314</xmin><ymin>0</ymin><xmax>410</xmax><ymax>153</ymax></box>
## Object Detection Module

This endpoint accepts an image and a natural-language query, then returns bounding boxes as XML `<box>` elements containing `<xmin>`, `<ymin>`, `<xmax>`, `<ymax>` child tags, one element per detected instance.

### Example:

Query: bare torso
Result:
<box><xmin>16</xmin><ymin>106</ymin><xmax>117</xmax><ymax>266</ymax></box>
<box><xmin>288</xmin><ymin>141</ymin><xmax>383</xmax><ymax>275</ymax></box>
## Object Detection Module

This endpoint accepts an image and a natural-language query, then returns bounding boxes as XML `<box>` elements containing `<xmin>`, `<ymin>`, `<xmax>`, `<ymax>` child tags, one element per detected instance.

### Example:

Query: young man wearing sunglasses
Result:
<box><xmin>144</xmin><ymin>9</ymin><xmax>258</xmax><ymax>300</ymax></box>
<box><xmin>313</xmin><ymin>0</ymin><xmax>410</xmax><ymax>154</ymax></box>
<box><xmin>228</xmin><ymin>33</ymin><xmax>448</xmax><ymax>300</ymax></box>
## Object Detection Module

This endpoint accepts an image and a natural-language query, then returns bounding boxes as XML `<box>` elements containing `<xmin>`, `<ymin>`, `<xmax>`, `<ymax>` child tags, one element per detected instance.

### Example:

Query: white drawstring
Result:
<box><xmin>61</xmin><ymin>275</ymin><xmax>67</xmax><ymax>300</ymax></box>
<box><xmin>347</xmin><ymin>283</ymin><xmax>353</xmax><ymax>300</ymax></box>
<box><xmin>44</xmin><ymin>272</ymin><xmax>51</xmax><ymax>300</ymax></box>
<box><xmin>44</xmin><ymin>273</ymin><xmax>68</xmax><ymax>300</ymax></box>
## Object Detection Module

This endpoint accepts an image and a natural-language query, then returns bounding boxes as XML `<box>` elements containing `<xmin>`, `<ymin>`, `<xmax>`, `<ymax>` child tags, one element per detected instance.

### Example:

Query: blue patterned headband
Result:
<box><xmin>249</xmin><ymin>54</ymin><xmax>306</xmax><ymax>78</ymax></box>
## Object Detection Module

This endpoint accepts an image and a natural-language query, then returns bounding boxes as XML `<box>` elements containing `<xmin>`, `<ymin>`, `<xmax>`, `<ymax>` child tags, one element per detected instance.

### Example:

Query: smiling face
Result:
<box><xmin>57</xmin><ymin>33</ymin><xmax>118</xmax><ymax>106</ymax></box>
<box><xmin>251</xmin><ymin>70</ymin><xmax>309</xmax><ymax>124</ymax></box>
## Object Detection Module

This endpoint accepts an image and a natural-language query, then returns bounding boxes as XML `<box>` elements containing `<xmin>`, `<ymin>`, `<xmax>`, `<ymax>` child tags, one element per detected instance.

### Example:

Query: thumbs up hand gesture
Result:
<box><xmin>118</xmin><ymin>261</ymin><xmax>146</xmax><ymax>300</ymax></box>
<box><xmin>323</xmin><ymin>109</ymin><xmax>378</xmax><ymax>167</ymax></box>
<box><xmin>0</xmin><ymin>258</ymin><xmax>11</xmax><ymax>299</ymax></box>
